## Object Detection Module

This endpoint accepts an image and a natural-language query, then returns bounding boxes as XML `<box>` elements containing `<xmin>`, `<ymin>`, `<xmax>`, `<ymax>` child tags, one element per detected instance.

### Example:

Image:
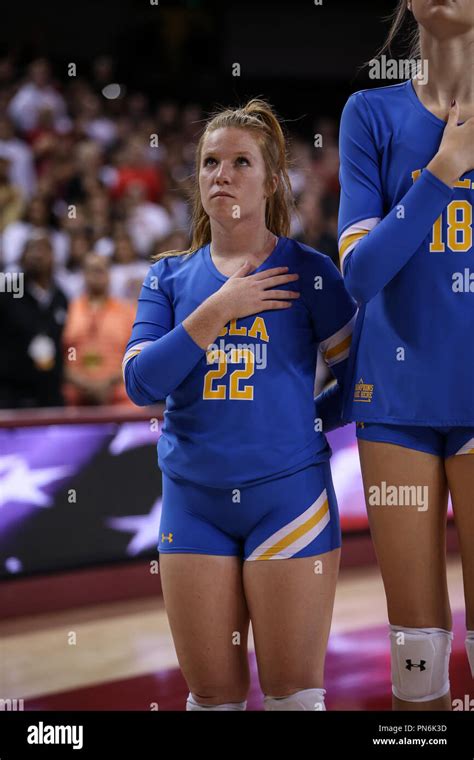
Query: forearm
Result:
<box><xmin>182</xmin><ymin>292</ymin><xmax>230</xmax><ymax>350</ymax></box>
<box><xmin>124</xmin><ymin>294</ymin><xmax>230</xmax><ymax>405</ymax></box>
<box><xmin>343</xmin><ymin>169</ymin><xmax>454</xmax><ymax>304</ymax></box>
<box><xmin>314</xmin><ymin>381</ymin><xmax>345</xmax><ymax>433</ymax></box>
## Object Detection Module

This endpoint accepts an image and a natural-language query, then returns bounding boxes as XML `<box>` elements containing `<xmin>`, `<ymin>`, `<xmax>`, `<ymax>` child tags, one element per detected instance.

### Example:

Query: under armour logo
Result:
<box><xmin>161</xmin><ymin>532</ymin><xmax>173</xmax><ymax>543</ymax></box>
<box><xmin>405</xmin><ymin>659</ymin><xmax>426</xmax><ymax>671</ymax></box>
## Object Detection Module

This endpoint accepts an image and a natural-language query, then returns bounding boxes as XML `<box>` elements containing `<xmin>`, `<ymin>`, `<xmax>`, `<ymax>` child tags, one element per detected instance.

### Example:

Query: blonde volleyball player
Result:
<box><xmin>123</xmin><ymin>99</ymin><xmax>357</xmax><ymax>710</ymax></box>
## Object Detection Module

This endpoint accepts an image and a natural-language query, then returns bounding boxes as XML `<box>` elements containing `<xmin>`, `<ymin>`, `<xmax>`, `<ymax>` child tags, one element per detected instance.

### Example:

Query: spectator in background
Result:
<box><xmin>0</xmin><ymin>235</ymin><xmax>68</xmax><ymax>408</ymax></box>
<box><xmin>110</xmin><ymin>137</ymin><xmax>165</xmax><ymax>203</ymax></box>
<box><xmin>160</xmin><ymin>188</ymin><xmax>191</xmax><ymax>232</ymax></box>
<box><xmin>151</xmin><ymin>228</ymin><xmax>189</xmax><ymax>260</ymax></box>
<box><xmin>75</xmin><ymin>92</ymin><xmax>118</xmax><ymax>149</ymax></box>
<box><xmin>294</xmin><ymin>189</ymin><xmax>339</xmax><ymax>268</ymax></box>
<box><xmin>64</xmin><ymin>140</ymin><xmax>110</xmax><ymax>204</ymax></box>
<box><xmin>26</xmin><ymin>105</ymin><xmax>61</xmax><ymax>177</ymax></box>
<box><xmin>122</xmin><ymin>182</ymin><xmax>172</xmax><ymax>258</ymax></box>
<box><xmin>2</xmin><ymin>195</ymin><xmax>69</xmax><ymax>270</ymax></box>
<box><xmin>55</xmin><ymin>228</ymin><xmax>91</xmax><ymax>300</ymax></box>
<box><xmin>62</xmin><ymin>252</ymin><xmax>135</xmax><ymax>406</ymax></box>
<box><xmin>85</xmin><ymin>189</ymin><xmax>114</xmax><ymax>254</ymax></box>
<box><xmin>7</xmin><ymin>58</ymin><xmax>68</xmax><ymax>134</ymax></box>
<box><xmin>0</xmin><ymin>155</ymin><xmax>24</xmax><ymax>233</ymax></box>
<box><xmin>109</xmin><ymin>231</ymin><xmax>149</xmax><ymax>302</ymax></box>
<box><xmin>287</xmin><ymin>138</ymin><xmax>312</xmax><ymax>198</ymax></box>
<box><xmin>0</xmin><ymin>114</ymin><xmax>36</xmax><ymax>198</ymax></box>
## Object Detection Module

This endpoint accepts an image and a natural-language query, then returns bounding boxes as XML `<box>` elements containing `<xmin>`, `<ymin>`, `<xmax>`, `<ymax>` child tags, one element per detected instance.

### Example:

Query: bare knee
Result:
<box><xmin>261</xmin><ymin>676</ymin><xmax>323</xmax><ymax>698</ymax></box>
<box><xmin>388</xmin><ymin>603</ymin><xmax>451</xmax><ymax>631</ymax></box>
<box><xmin>189</xmin><ymin>678</ymin><xmax>249</xmax><ymax>706</ymax></box>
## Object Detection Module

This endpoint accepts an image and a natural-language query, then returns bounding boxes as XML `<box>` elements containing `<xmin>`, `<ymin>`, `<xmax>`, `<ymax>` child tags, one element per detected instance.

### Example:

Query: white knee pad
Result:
<box><xmin>186</xmin><ymin>692</ymin><xmax>247</xmax><ymax>711</ymax></box>
<box><xmin>466</xmin><ymin>631</ymin><xmax>474</xmax><ymax>678</ymax></box>
<box><xmin>389</xmin><ymin>625</ymin><xmax>453</xmax><ymax>702</ymax></box>
<box><xmin>263</xmin><ymin>687</ymin><xmax>326</xmax><ymax>711</ymax></box>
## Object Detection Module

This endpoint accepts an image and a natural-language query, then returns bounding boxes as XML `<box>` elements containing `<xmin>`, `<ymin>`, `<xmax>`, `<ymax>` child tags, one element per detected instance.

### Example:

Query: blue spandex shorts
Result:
<box><xmin>158</xmin><ymin>462</ymin><xmax>340</xmax><ymax>561</ymax></box>
<box><xmin>356</xmin><ymin>422</ymin><xmax>474</xmax><ymax>458</ymax></box>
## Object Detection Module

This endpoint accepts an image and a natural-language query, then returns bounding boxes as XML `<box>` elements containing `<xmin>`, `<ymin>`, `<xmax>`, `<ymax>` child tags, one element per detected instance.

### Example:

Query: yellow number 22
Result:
<box><xmin>203</xmin><ymin>348</ymin><xmax>255</xmax><ymax>400</ymax></box>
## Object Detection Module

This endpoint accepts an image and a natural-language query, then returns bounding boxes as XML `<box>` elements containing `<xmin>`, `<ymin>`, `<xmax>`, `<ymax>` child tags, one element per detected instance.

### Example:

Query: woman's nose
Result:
<box><xmin>215</xmin><ymin>161</ymin><xmax>230</xmax><ymax>180</ymax></box>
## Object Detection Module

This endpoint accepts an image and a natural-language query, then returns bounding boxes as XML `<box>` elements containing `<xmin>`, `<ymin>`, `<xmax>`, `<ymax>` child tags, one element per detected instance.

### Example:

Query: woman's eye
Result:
<box><xmin>236</xmin><ymin>156</ymin><xmax>249</xmax><ymax>165</ymax></box>
<box><xmin>203</xmin><ymin>157</ymin><xmax>216</xmax><ymax>166</ymax></box>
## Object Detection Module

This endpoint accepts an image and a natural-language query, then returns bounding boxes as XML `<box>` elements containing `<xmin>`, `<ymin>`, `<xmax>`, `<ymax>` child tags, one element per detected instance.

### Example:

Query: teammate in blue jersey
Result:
<box><xmin>338</xmin><ymin>0</ymin><xmax>474</xmax><ymax>710</ymax></box>
<box><xmin>123</xmin><ymin>99</ymin><xmax>357</xmax><ymax>711</ymax></box>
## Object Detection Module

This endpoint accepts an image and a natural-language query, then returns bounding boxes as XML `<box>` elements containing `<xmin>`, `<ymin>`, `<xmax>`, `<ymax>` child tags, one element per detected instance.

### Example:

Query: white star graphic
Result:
<box><xmin>0</xmin><ymin>454</ymin><xmax>72</xmax><ymax>509</ymax></box>
<box><xmin>108</xmin><ymin>422</ymin><xmax>161</xmax><ymax>456</ymax></box>
<box><xmin>106</xmin><ymin>497</ymin><xmax>162</xmax><ymax>555</ymax></box>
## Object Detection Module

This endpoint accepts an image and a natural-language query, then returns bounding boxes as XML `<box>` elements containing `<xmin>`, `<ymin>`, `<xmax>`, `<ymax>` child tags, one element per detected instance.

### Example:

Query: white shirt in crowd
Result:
<box><xmin>2</xmin><ymin>222</ymin><xmax>69</xmax><ymax>270</ymax></box>
<box><xmin>109</xmin><ymin>261</ymin><xmax>150</xmax><ymax>301</ymax></box>
<box><xmin>0</xmin><ymin>138</ymin><xmax>36</xmax><ymax>198</ymax></box>
<box><xmin>8</xmin><ymin>83</ymin><xmax>69</xmax><ymax>133</ymax></box>
<box><xmin>126</xmin><ymin>202</ymin><xmax>172</xmax><ymax>257</ymax></box>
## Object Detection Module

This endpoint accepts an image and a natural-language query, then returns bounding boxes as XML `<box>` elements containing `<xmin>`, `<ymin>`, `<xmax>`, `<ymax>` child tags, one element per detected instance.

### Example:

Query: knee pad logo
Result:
<box><xmin>405</xmin><ymin>659</ymin><xmax>426</xmax><ymax>672</ymax></box>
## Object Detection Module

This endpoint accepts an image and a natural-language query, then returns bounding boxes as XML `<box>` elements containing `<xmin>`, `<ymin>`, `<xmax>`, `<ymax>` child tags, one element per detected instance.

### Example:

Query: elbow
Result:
<box><xmin>343</xmin><ymin>258</ymin><xmax>374</xmax><ymax>305</ymax></box>
<box><xmin>123</xmin><ymin>360</ymin><xmax>164</xmax><ymax>406</ymax></box>
<box><xmin>344</xmin><ymin>277</ymin><xmax>371</xmax><ymax>305</ymax></box>
<box><xmin>124</xmin><ymin>382</ymin><xmax>155</xmax><ymax>407</ymax></box>
<box><xmin>126</xmin><ymin>389</ymin><xmax>155</xmax><ymax>407</ymax></box>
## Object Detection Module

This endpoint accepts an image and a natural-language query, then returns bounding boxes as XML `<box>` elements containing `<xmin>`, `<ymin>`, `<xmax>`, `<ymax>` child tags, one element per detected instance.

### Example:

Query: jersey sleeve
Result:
<box><xmin>338</xmin><ymin>91</ymin><xmax>455</xmax><ymax>304</ymax></box>
<box><xmin>122</xmin><ymin>262</ymin><xmax>206</xmax><ymax>406</ymax></box>
<box><xmin>303</xmin><ymin>255</ymin><xmax>358</xmax><ymax>431</ymax></box>
<box><xmin>338</xmin><ymin>92</ymin><xmax>384</xmax><ymax>239</ymax></box>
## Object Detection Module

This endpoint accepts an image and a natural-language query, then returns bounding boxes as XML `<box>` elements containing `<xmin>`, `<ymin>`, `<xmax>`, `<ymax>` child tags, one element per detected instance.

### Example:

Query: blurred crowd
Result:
<box><xmin>0</xmin><ymin>56</ymin><xmax>341</xmax><ymax>409</ymax></box>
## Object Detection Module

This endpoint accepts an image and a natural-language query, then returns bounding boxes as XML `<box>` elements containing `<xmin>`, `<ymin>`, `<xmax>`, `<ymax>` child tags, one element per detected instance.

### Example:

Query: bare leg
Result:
<box><xmin>243</xmin><ymin>549</ymin><xmax>340</xmax><ymax>697</ymax></box>
<box><xmin>358</xmin><ymin>440</ymin><xmax>452</xmax><ymax>711</ymax></box>
<box><xmin>158</xmin><ymin>553</ymin><xmax>251</xmax><ymax>706</ymax></box>
<box><xmin>444</xmin><ymin>454</ymin><xmax>474</xmax><ymax>631</ymax></box>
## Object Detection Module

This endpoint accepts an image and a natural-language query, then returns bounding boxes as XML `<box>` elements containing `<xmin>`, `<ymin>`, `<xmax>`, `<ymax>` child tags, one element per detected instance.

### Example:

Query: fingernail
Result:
<box><xmin>451</xmin><ymin>98</ymin><xmax>456</xmax><ymax>107</ymax></box>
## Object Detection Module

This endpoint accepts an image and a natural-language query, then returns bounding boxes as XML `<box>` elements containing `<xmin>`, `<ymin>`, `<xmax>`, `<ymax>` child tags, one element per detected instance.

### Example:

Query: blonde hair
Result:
<box><xmin>152</xmin><ymin>98</ymin><xmax>294</xmax><ymax>262</ymax></box>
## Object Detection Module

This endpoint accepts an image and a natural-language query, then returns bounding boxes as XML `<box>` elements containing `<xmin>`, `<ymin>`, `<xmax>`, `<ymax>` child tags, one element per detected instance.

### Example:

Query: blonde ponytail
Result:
<box><xmin>152</xmin><ymin>98</ymin><xmax>294</xmax><ymax>262</ymax></box>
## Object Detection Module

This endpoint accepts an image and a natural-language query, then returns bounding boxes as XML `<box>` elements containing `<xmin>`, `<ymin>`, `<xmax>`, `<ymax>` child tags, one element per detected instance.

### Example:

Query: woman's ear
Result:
<box><xmin>268</xmin><ymin>174</ymin><xmax>278</xmax><ymax>197</ymax></box>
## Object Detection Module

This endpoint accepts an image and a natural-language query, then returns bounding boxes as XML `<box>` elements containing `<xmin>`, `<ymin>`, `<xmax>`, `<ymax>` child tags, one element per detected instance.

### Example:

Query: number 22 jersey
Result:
<box><xmin>123</xmin><ymin>237</ymin><xmax>357</xmax><ymax>488</ymax></box>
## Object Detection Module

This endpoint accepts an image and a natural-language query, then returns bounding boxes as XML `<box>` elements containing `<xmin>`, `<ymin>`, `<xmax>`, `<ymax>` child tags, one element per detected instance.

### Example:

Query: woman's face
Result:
<box><xmin>29</xmin><ymin>198</ymin><xmax>47</xmax><ymax>226</ymax></box>
<box><xmin>114</xmin><ymin>236</ymin><xmax>135</xmax><ymax>263</ymax></box>
<box><xmin>84</xmin><ymin>254</ymin><xmax>109</xmax><ymax>295</ymax></box>
<box><xmin>199</xmin><ymin>127</ymin><xmax>276</xmax><ymax>228</ymax></box>
<box><xmin>409</xmin><ymin>0</ymin><xmax>474</xmax><ymax>37</ymax></box>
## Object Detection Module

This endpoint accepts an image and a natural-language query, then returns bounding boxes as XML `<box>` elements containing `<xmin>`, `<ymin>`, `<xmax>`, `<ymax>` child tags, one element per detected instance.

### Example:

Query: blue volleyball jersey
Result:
<box><xmin>338</xmin><ymin>79</ymin><xmax>474</xmax><ymax>425</ymax></box>
<box><xmin>123</xmin><ymin>237</ymin><xmax>357</xmax><ymax>488</ymax></box>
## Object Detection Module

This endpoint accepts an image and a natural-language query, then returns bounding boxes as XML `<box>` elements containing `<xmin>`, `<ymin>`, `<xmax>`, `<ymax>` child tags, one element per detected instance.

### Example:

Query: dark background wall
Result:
<box><xmin>0</xmin><ymin>0</ymin><xmax>410</xmax><ymax>120</ymax></box>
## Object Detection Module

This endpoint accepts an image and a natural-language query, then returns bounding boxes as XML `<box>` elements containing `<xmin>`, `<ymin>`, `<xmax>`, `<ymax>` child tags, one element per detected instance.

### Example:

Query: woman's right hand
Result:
<box><xmin>213</xmin><ymin>262</ymin><xmax>300</xmax><ymax>322</ymax></box>
<box><xmin>427</xmin><ymin>100</ymin><xmax>474</xmax><ymax>187</ymax></box>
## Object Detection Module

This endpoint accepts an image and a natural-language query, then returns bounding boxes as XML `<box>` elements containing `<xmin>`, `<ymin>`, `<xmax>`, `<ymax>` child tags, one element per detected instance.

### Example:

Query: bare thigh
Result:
<box><xmin>158</xmin><ymin>553</ymin><xmax>251</xmax><ymax>705</ymax></box>
<box><xmin>243</xmin><ymin>548</ymin><xmax>340</xmax><ymax>697</ymax></box>
<box><xmin>445</xmin><ymin>453</ymin><xmax>474</xmax><ymax>630</ymax></box>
